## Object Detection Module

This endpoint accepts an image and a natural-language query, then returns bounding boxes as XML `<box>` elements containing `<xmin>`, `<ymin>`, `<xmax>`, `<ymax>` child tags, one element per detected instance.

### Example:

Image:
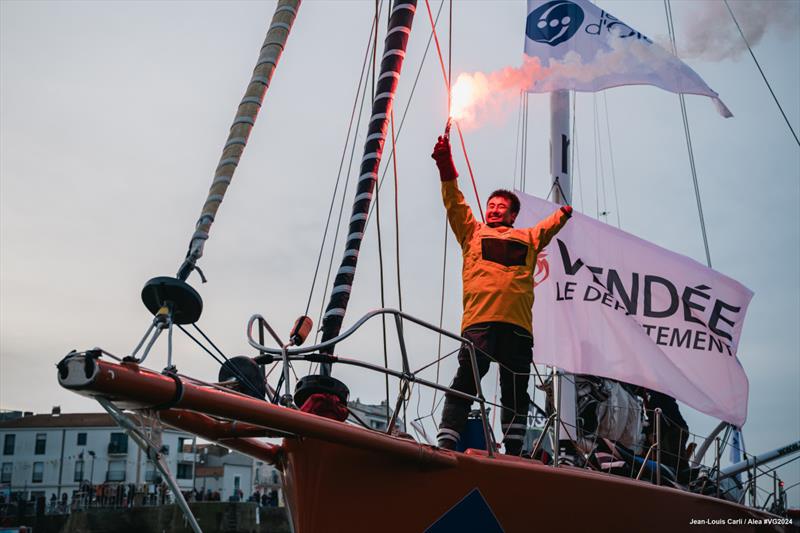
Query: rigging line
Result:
<box><xmin>448</xmin><ymin>0</ymin><xmax>453</xmax><ymax>109</ymax></box>
<box><xmin>391</xmin><ymin>111</ymin><xmax>403</xmax><ymax>312</ymax></box>
<box><xmin>454</xmin><ymin>123</ymin><xmax>484</xmax><ymax>221</ymax></box>
<box><xmin>513</xmin><ymin>91</ymin><xmax>523</xmax><ymax>190</ymax></box>
<box><xmin>665</xmin><ymin>0</ymin><xmax>713</xmax><ymax>268</ymax></box>
<box><xmin>570</xmin><ymin>91</ymin><xmax>577</xmax><ymax>204</ymax></box>
<box><xmin>192</xmin><ymin>323</ymin><xmax>270</xmax><ymax>397</ymax></box>
<box><xmin>602</xmin><ymin>92</ymin><xmax>621</xmax><ymax>228</ymax></box>
<box><xmin>313</xmin><ymin>29</ymin><xmax>376</xmax><ymax>349</ymax></box>
<box><xmin>723</xmin><ymin>0</ymin><xmax>799</xmax><ymax>148</ymax></box>
<box><xmin>573</xmin><ymin>93</ymin><xmax>585</xmax><ymax>212</ymax></box>
<box><xmin>431</xmin><ymin>0</ymin><xmax>453</xmax><ymax>416</ymax></box>
<box><xmin>520</xmin><ymin>94</ymin><xmax>525</xmax><ymax>191</ymax></box>
<box><xmin>432</xmin><ymin>219</ymin><xmax>449</xmax><ymax>414</ymax></box>
<box><xmin>423</xmin><ymin>0</ymin><xmax>484</xmax><ymax>222</ymax></box>
<box><xmin>526</xmin><ymin>92</ymin><xmax>530</xmax><ymax>192</ymax></box>
<box><xmin>592</xmin><ymin>93</ymin><xmax>600</xmax><ymax>219</ymax></box>
<box><xmin>177</xmin><ymin>325</ymin><xmax>224</xmax><ymax>367</ymax></box>
<box><xmin>680</xmin><ymin>92</ymin><xmax>712</xmax><ymax>268</ymax></box>
<box><xmin>423</xmin><ymin>0</ymin><xmax>450</xmax><ymax>90</ymax></box>
<box><xmin>523</xmin><ymin>92</ymin><xmax>529</xmax><ymax>192</ymax></box>
<box><xmin>372</xmin><ymin>0</ymin><xmax>392</xmax><ymax>425</ymax></box>
<box><xmin>304</xmin><ymin>3</ymin><xmax>383</xmax><ymax>320</ymax></box>
<box><xmin>412</xmin><ymin>346</ymin><xmax>459</xmax><ymax>374</ymax></box>
<box><xmin>365</xmin><ymin>0</ymin><xmax>445</xmax><ymax>228</ymax></box>
<box><xmin>594</xmin><ymin>93</ymin><xmax>609</xmax><ymax>219</ymax></box>
<box><xmin>191</xmin><ymin>323</ymin><xmax>228</xmax><ymax>361</ymax></box>
<box><xmin>177</xmin><ymin>324</ymin><xmax>262</xmax><ymax>401</ymax></box>
<box><xmin>749</xmin><ymin>456</ymin><xmax>800</xmax><ymax>483</ymax></box>
<box><xmin>521</xmin><ymin>93</ymin><xmax>526</xmax><ymax>191</ymax></box>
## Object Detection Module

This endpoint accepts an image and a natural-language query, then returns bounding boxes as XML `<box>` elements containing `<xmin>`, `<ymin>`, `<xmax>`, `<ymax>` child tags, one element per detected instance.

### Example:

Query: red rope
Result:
<box><xmin>423</xmin><ymin>0</ymin><xmax>484</xmax><ymax>222</ymax></box>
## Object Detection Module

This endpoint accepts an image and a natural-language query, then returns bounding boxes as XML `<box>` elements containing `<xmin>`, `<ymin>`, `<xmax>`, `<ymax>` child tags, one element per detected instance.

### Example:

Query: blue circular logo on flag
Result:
<box><xmin>526</xmin><ymin>1</ymin><xmax>584</xmax><ymax>47</ymax></box>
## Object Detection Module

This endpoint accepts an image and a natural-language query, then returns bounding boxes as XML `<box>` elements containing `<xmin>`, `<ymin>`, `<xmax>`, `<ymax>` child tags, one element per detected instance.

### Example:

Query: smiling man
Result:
<box><xmin>432</xmin><ymin>135</ymin><xmax>572</xmax><ymax>455</ymax></box>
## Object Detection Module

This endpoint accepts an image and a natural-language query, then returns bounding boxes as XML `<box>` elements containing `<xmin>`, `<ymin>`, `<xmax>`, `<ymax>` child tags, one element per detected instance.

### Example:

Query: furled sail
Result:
<box><xmin>178</xmin><ymin>0</ymin><xmax>302</xmax><ymax>281</ymax></box>
<box><xmin>318</xmin><ymin>2</ymin><xmax>418</xmax><ymax>367</ymax></box>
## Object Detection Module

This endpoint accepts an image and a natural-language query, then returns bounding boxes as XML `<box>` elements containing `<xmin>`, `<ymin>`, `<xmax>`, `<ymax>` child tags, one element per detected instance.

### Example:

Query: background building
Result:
<box><xmin>194</xmin><ymin>444</ymin><xmax>256</xmax><ymax>502</ymax></box>
<box><xmin>0</xmin><ymin>408</ymin><xmax>197</xmax><ymax>502</ymax></box>
<box><xmin>347</xmin><ymin>398</ymin><xmax>405</xmax><ymax>433</ymax></box>
<box><xmin>0</xmin><ymin>399</ymin><xmax>397</xmax><ymax>506</ymax></box>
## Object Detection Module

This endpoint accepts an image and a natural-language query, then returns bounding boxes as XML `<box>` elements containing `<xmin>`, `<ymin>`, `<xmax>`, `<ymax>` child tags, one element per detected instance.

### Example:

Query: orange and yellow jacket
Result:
<box><xmin>442</xmin><ymin>180</ymin><xmax>570</xmax><ymax>334</ymax></box>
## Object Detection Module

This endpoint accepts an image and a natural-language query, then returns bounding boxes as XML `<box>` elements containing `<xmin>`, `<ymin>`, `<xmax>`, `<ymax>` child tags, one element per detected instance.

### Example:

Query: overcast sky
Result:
<box><xmin>1</xmin><ymin>0</ymin><xmax>798</xmax><ymax>505</ymax></box>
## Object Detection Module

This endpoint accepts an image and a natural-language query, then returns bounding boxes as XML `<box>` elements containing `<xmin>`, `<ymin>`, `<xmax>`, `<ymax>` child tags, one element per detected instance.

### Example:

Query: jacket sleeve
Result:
<box><xmin>531</xmin><ymin>207</ymin><xmax>570</xmax><ymax>253</ymax></box>
<box><xmin>441</xmin><ymin>179</ymin><xmax>478</xmax><ymax>248</ymax></box>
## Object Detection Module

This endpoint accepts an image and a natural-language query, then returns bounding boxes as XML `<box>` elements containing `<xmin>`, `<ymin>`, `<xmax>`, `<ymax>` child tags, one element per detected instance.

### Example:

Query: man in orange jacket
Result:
<box><xmin>432</xmin><ymin>135</ymin><xmax>572</xmax><ymax>455</ymax></box>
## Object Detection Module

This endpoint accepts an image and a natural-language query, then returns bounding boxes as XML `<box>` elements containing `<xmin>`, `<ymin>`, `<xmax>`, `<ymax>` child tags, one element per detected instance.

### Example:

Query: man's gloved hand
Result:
<box><xmin>561</xmin><ymin>205</ymin><xmax>573</xmax><ymax>217</ymax></box>
<box><xmin>431</xmin><ymin>135</ymin><xmax>458</xmax><ymax>182</ymax></box>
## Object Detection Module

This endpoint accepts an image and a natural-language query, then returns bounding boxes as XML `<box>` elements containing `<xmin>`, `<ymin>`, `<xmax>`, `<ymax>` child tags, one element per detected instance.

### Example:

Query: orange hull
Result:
<box><xmin>57</xmin><ymin>355</ymin><xmax>787</xmax><ymax>533</ymax></box>
<box><xmin>281</xmin><ymin>438</ymin><xmax>783</xmax><ymax>533</ymax></box>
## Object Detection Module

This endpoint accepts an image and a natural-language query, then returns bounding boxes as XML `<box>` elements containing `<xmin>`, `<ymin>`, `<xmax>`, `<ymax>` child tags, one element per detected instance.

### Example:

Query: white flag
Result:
<box><xmin>525</xmin><ymin>0</ymin><xmax>732</xmax><ymax>117</ymax></box>
<box><xmin>517</xmin><ymin>192</ymin><xmax>752</xmax><ymax>426</ymax></box>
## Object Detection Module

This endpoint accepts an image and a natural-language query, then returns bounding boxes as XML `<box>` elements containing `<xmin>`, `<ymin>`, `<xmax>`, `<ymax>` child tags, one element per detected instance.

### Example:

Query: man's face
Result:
<box><xmin>486</xmin><ymin>196</ymin><xmax>517</xmax><ymax>227</ymax></box>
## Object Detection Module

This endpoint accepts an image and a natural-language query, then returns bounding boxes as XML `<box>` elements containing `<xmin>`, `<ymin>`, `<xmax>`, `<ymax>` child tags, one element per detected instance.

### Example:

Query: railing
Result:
<box><xmin>243</xmin><ymin>307</ymin><xmax>799</xmax><ymax>514</ymax></box>
<box><xmin>66</xmin><ymin>305</ymin><xmax>796</xmax><ymax>516</ymax></box>
<box><xmin>247</xmin><ymin>308</ymin><xmax>497</xmax><ymax>458</ymax></box>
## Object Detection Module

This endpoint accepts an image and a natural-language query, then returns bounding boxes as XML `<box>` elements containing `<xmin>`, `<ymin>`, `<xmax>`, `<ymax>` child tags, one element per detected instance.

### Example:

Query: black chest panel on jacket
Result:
<box><xmin>480</xmin><ymin>238</ymin><xmax>528</xmax><ymax>267</ymax></box>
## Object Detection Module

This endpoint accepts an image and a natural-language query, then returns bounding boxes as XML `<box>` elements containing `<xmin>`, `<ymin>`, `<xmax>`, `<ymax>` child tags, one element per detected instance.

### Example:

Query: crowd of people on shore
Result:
<box><xmin>0</xmin><ymin>482</ymin><xmax>281</xmax><ymax>518</ymax></box>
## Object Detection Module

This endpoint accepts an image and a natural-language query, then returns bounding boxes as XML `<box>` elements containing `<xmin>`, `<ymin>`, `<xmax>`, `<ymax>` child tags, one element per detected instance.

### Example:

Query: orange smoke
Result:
<box><xmin>447</xmin><ymin>57</ymin><xmax>546</xmax><ymax>129</ymax></box>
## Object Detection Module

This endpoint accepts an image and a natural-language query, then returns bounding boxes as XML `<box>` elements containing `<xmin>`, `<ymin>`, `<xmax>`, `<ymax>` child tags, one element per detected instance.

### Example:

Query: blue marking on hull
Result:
<box><xmin>425</xmin><ymin>488</ymin><xmax>503</xmax><ymax>533</ymax></box>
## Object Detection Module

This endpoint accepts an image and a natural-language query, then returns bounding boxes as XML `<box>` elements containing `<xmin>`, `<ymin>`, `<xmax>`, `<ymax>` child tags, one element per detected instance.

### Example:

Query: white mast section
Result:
<box><xmin>549</xmin><ymin>89</ymin><xmax>578</xmax><ymax>459</ymax></box>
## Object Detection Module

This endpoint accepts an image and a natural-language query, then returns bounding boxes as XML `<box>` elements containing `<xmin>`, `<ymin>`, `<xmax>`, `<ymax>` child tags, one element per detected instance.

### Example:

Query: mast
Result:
<box><xmin>317</xmin><ymin>2</ymin><xmax>418</xmax><ymax>375</ymax></box>
<box><xmin>549</xmin><ymin>89</ymin><xmax>578</xmax><ymax>460</ymax></box>
<box><xmin>550</xmin><ymin>91</ymin><xmax>571</xmax><ymax>205</ymax></box>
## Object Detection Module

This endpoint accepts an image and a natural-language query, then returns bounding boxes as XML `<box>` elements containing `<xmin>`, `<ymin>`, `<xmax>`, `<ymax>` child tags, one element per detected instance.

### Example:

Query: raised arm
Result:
<box><xmin>432</xmin><ymin>136</ymin><xmax>477</xmax><ymax>247</ymax></box>
<box><xmin>532</xmin><ymin>205</ymin><xmax>572</xmax><ymax>252</ymax></box>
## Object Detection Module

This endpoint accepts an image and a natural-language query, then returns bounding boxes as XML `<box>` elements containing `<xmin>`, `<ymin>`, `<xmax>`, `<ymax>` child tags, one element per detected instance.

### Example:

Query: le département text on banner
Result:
<box><xmin>517</xmin><ymin>191</ymin><xmax>752</xmax><ymax>426</ymax></box>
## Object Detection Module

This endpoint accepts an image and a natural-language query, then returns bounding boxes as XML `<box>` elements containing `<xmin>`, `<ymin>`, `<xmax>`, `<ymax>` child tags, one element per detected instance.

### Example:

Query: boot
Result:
<box><xmin>436</xmin><ymin>428</ymin><xmax>460</xmax><ymax>450</ymax></box>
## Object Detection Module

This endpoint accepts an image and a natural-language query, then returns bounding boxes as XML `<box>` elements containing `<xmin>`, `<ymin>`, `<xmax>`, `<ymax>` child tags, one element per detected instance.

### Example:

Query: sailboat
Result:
<box><xmin>37</xmin><ymin>0</ymin><xmax>800</xmax><ymax>531</ymax></box>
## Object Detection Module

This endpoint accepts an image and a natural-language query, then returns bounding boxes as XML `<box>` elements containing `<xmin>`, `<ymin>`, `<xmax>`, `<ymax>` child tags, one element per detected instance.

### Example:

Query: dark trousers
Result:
<box><xmin>439</xmin><ymin>322</ymin><xmax>533</xmax><ymax>454</ymax></box>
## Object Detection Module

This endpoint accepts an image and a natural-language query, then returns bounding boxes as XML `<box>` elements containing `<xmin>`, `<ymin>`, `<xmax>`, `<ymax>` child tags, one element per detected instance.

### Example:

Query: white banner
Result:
<box><xmin>517</xmin><ymin>192</ymin><xmax>752</xmax><ymax>426</ymax></box>
<box><xmin>525</xmin><ymin>0</ymin><xmax>732</xmax><ymax>117</ymax></box>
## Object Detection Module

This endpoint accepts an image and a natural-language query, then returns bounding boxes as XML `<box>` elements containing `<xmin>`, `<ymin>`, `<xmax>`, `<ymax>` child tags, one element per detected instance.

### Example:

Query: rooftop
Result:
<box><xmin>1</xmin><ymin>412</ymin><xmax>150</xmax><ymax>430</ymax></box>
